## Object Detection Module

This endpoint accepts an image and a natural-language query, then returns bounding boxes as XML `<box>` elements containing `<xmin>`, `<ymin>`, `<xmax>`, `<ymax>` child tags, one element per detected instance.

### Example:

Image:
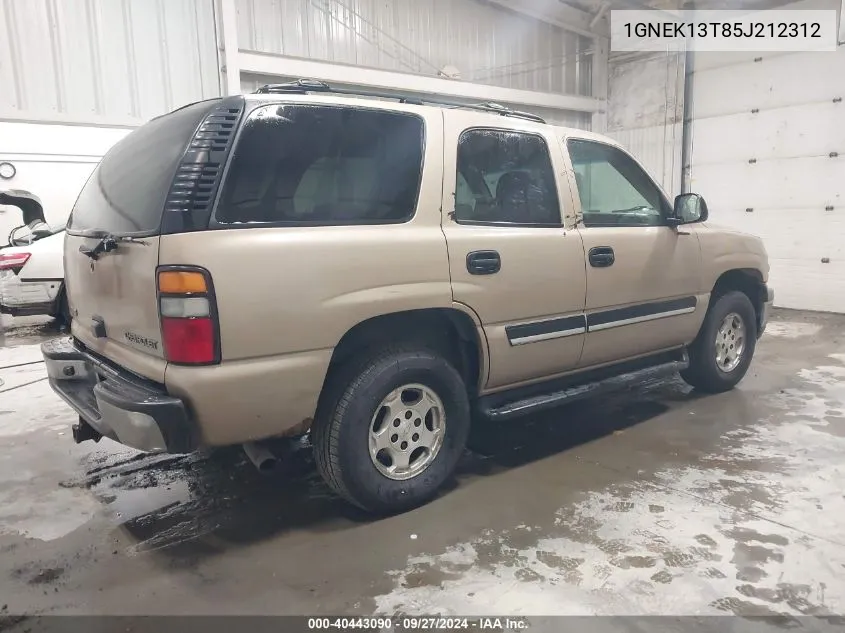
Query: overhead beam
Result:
<box><xmin>485</xmin><ymin>0</ymin><xmax>609</xmax><ymax>38</ymax></box>
<box><xmin>239</xmin><ymin>50</ymin><xmax>603</xmax><ymax>113</ymax></box>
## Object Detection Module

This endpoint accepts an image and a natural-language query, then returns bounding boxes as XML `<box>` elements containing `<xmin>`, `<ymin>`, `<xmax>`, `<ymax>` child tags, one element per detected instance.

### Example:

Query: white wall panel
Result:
<box><xmin>236</xmin><ymin>0</ymin><xmax>592</xmax><ymax>96</ymax></box>
<box><xmin>691</xmin><ymin>158</ymin><xmax>843</xmax><ymax>211</ymax></box>
<box><xmin>0</xmin><ymin>122</ymin><xmax>131</xmax><ymax>235</ymax></box>
<box><xmin>605</xmin><ymin>52</ymin><xmax>684</xmax><ymax>198</ymax></box>
<box><xmin>0</xmin><ymin>0</ymin><xmax>221</xmax><ymax>125</ymax></box>
<box><xmin>691</xmin><ymin>101</ymin><xmax>845</xmax><ymax>166</ymax></box>
<box><xmin>692</xmin><ymin>52</ymin><xmax>845</xmax><ymax>120</ymax></box>
<box><xmin>690</xmin><ymin>43</ymin><xmax>845</xmax><ymax>313</ymax></box>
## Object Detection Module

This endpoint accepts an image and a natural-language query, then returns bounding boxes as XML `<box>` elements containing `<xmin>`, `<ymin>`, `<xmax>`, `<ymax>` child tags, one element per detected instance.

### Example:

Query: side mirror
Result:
<box><xmin>669</xmin><ymin>193</ymin><xmax>708</xmax><ymax>226</ymax></box>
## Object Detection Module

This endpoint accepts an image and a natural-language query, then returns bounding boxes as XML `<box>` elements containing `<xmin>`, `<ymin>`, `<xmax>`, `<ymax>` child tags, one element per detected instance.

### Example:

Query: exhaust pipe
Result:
<box><xmin>243</xmin><ymin>442</ymin><xmax>277</xmax><ymax>473</ymax></box>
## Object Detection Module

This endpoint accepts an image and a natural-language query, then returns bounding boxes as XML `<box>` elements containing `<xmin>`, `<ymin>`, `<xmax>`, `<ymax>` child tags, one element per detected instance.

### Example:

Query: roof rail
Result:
<box><xmin>253</xmin><ymin>79</ymin><xmax>546</xmax><ymax>124</ymax></box>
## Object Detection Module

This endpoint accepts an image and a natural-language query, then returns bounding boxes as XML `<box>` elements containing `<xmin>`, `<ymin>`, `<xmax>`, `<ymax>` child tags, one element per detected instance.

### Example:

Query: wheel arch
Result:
<box><xmin>706</xmin><ymin>268</ymin><xmax>767</xmax><ymax>334</ymax></box>
<box><xmin>324</xmin><ymin>306</ymin><xmax>488</xmax><ymax>396</ymax></box>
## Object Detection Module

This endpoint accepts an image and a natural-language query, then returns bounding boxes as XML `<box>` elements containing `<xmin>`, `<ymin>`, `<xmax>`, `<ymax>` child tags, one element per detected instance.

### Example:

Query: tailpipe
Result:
<box><xmin>243</xmin><ymin>442</ymin><xmax>277</xmax><ymax>473</ymax></box>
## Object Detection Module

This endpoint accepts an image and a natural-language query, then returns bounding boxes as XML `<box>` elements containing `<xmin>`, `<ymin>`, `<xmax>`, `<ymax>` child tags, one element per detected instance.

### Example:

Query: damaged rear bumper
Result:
<box><xmin>41</xmin><ymin>337</ymin><xmax>198</xmax><ymax>453</ymax></box>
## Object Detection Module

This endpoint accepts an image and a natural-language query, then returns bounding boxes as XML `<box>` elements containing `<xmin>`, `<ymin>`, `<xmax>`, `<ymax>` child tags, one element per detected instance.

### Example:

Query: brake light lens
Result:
<box><xmin>0</xmin><ymin>252</ymin><xmax>31</xmax><ymax>273</ymax></box>
<box><xmin>157</xmin><ymin>267</ymin><xmax>219</xmax><ymax>365</ymax></box>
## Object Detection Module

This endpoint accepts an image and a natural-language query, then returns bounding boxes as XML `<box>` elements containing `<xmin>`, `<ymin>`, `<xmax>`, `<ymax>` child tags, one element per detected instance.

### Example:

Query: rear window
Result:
<box><xmin>215</xmin><ymin>104</ymin><xmax>424</xmax><ymax>225</ymax></box>
<box><xmin>68</xmin><ymin>100</ymin><xmax>218</xmax><ymax>235</ymax></box>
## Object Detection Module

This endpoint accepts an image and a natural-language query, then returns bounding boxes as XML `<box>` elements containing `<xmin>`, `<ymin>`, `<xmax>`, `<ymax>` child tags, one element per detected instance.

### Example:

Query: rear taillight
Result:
<box><xmin>0</xmin><ymin>252</ymin><xmax>31</xmax><ymax>274</ymax></box>
<box><xmin>157</xmin><ymin>268</ymin><xmax>219</xmax><ymax>365</ymax></box>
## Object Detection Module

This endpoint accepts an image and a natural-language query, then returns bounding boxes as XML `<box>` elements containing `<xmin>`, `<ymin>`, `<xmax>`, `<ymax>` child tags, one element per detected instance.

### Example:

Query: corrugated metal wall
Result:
<box><xmin>0</xmin><ymin>0</ymin><xmax>221</xmax><ymax>125</ymax></box>
<box><xmin>237</xmin><ymin>0</ymin><xmax>593</xmax><ymax>97</ymax></box>
<box><xmin>605</xmin><ymin>52</ymin><xmax>684</xmax><ymax>198</ymax></box>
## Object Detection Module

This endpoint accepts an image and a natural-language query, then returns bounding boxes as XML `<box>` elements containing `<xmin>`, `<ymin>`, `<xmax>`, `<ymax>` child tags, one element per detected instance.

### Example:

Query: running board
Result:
<box><xmin>478</xmin><ymin>350</ymin><xmax>689</xmax><ymax>422</ymax></box>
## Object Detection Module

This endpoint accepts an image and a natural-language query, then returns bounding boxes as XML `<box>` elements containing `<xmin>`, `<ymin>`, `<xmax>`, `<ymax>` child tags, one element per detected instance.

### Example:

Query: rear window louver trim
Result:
<box><xmin>160</xmin><ymin>100</ymin><xmax>244</xmax><ymax>234</ymax></box>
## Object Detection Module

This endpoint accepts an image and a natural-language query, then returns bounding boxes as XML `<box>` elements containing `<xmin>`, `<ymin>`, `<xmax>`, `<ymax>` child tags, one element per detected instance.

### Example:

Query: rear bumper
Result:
<box><xmin>758</xmin><ymin>285</ymin><xmax>774</xmax><ymax>338</ymax></box>
<box><xmin>41</xmin><ymin>337</ymin><xmax>198</xmax><ymax>453</ymax></box>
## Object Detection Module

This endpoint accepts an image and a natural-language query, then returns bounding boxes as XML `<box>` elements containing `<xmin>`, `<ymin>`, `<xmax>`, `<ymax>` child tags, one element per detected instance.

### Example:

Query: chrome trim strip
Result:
<box><xmin>509</xmin><ymin>326</ymin><xmax>586</xmax><ymax>346</ymax></box>
<box><xmin>587</xmin><ymin>306</ymin><xmax>697</xmax><ymax>332</ymax></box>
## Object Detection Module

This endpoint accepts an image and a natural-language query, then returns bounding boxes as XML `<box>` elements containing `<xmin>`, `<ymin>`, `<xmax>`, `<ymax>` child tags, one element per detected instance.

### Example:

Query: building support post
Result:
<box><xmin>591</xmin><ymin>36</ymin><xmax>609</xmax><ymax>133</ymax></box>
<box><xmin>215</xmin><ymin>0</ymin><xmax>241</xmax><ymax>96</ymax></box>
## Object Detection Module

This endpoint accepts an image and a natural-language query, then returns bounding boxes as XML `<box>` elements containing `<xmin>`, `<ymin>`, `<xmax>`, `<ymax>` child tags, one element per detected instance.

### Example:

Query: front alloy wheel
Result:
<box><xmin>715</xmin><ymin>312</ymin><xmax>746</xmax><ymax>373</ymax></box>
<box><xmin>680</xmin><ymin>290</ymin><xmax>757</xmax><ymax>393</ymax></box>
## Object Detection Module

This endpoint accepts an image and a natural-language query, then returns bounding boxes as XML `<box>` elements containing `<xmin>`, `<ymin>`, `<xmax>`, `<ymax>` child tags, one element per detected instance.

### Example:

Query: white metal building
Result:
<box><xmin>1</xmin><ymin>0</ymin><xmax>844</xmax><ymax>311</ymax></box>
<box><xmin>0</xmin><ymin>0</ymin><xmax>603</xmax><ymax>236</ymax></box>
<box><xmin>608</xmin><ymin>0</ymin><xmax>845</xmax><ymax>313</ymax></box>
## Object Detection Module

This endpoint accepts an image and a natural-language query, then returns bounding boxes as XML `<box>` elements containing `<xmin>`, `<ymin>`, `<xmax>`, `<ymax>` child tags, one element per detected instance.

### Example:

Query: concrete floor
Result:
<box><xmin>1</xmin><ymin>310</ymin><xmax>844</xmax><ymax>625</ymax></box>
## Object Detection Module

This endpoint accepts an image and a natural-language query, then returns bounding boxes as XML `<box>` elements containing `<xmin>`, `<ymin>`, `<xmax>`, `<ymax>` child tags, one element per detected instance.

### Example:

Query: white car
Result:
<box><xmin>0</xmin><ymin>226</ymin><xmax>68</xmax><ymax>323</ymax></box>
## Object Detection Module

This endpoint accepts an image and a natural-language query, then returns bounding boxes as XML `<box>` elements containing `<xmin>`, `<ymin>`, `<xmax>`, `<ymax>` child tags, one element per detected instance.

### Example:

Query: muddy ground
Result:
<box><xmin>1</xmin><ymin>310</ymin><xmax>844</xmax><ymax>628</ymax></box>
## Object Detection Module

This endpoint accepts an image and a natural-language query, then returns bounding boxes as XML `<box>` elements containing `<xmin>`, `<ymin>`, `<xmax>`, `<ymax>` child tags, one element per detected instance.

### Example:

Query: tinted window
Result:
<box><xmin>567</xmin><ymin>139</ymin><xmax>670</xmax><ymax>227</ymax></box>
<box><xmin>454</xmin><ymin>129</ymin><xmax>560</xmax><ymax>225</ymax></box>
<box><xmin>215</xmin><ymin>105</ymin><xmax>424</xmax><ymax>225</ymax></box>
<box><xmin>69</xmin><ymin>100</ymin><xmax>217</xmax><ymax>235</ymax></box>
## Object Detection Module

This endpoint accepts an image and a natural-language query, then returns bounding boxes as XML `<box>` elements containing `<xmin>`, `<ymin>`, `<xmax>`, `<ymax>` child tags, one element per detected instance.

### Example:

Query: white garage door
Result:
<box><xmin>689</xmin><ymin>48</ymin><xmax>845</xmax><ymax>313</ymax></box>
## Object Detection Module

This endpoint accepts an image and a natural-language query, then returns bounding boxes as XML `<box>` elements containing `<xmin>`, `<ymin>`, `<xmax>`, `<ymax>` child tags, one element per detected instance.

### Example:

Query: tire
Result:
<box><xmin>55</xmin><ymin>288</ymin><xmax>71</xmax><ymax>329</ymax></box>
<box><xmin>312</xmin><ymin>345</ymin><xmax>471</xmax><ymax>514</ymax></box>
<box><xmin>681</xmin><ymin>290</ymin><xmax>757</xmax><ymax>393</ymax></box>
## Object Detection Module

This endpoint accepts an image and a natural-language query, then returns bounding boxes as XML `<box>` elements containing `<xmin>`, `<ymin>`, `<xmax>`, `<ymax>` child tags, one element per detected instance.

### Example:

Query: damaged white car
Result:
<box><xmin>0</xmin><ymin>190</ymin><xmax>69</xmax><ymax>324</ymax></box>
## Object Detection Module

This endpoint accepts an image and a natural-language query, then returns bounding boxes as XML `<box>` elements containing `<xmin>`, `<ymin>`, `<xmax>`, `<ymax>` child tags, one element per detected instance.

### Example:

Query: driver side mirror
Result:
<box><xmin>669</xmin><ymin>193</ymin><xmax>708</xmax><ymax>226</ymax></box>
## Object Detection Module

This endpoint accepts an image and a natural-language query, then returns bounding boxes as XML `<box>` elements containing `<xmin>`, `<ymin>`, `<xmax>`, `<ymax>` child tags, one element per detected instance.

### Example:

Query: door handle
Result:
<box><xmin>588</xmin><ymin>246</ymin><xmax>615</xmax><ymax>268</ymax></box>
<box><xmin>466</xmin><ymin>250</ymin><xmax>501</xmax><ymax>275</ymax></box>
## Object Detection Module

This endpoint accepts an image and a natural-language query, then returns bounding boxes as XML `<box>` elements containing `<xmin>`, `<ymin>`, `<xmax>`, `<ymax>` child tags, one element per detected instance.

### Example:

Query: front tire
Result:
<box><xmin>312</xmin><ymin>346</ymin><xmax>471</xmax><ymax>514</ymax></box>
<box><xmin>681</xmin><ymin>291</ymin><xmax>757</xmax><ymax>393</ymax></box>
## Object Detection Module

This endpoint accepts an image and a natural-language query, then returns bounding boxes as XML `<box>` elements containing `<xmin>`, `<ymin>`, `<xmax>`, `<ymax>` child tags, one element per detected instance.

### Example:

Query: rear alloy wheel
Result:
<box><xmin>681</xmin><ymin>291</ymin><xmax>757</xmax><ymax>393</ymax></box>
<box><xmin>369</xmin><ymin>383</ymin><xmax>446</xmax><ymax>481</ymax></box>
<box><xmin>312</xmin><ymin>346</ymin><xmax>470</xmax><ymax>514</ymax></box>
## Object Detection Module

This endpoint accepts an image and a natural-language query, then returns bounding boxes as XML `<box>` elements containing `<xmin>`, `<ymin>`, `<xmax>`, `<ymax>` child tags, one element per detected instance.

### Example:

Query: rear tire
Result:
<box><xmin>55</xmin><ymin>288</ymin><xmax>71</xmax><ymax>329</ymax></box>
<box><xmin>312</xmin><ymin>345</ymin><xmax>470</xmax><ymax>514</ymax></box>
<box><xmin>681</xmin><ymin>291</ymin><xmax>757</xmax><ymax>393</ymax></box>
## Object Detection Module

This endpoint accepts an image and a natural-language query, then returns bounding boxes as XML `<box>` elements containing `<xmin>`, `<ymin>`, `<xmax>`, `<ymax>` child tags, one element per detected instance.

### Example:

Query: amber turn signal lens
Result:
<box><xmin>158</xmin><ymin>270</ymin><xmax>208</xmax><ymax>294</ymax></box>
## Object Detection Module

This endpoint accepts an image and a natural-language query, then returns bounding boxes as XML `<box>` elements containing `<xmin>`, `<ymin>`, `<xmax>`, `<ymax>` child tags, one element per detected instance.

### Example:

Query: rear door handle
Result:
<box><xmin>588</xmin><ymin>246</ymin><xmax>615</xmax><ymax>268</ymax></box>
<box><xmin>466</xmin><ymin>250</ymin><xmax>501</xmax><ymax>275</ymax></box>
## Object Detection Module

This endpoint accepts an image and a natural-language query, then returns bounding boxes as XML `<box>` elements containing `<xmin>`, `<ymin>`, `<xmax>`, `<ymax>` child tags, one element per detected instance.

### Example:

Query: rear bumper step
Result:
<box><xmin>41</xmin><ymin>337</ymin><xmax>197</xmax><ymax>453</ymax></box>
<box><xmin>479</xmin><ymin>350</ymin><xmax>689</xmax><ymax>422</ymax></box>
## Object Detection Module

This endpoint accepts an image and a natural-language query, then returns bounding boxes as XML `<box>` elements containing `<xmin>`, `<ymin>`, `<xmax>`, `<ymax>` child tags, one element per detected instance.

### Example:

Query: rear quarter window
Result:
<box><xmin>215</xmin><ymin>104</ymin><xmax>425</xmax><ymax>226</ymax></box>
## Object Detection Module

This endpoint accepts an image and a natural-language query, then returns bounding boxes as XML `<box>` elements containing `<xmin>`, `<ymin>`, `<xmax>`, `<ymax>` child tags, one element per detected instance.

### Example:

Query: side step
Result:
<box><xmin>478</xmin><ymin>350</ymin><xmax>689</xmax><ymax>422</ymax></box>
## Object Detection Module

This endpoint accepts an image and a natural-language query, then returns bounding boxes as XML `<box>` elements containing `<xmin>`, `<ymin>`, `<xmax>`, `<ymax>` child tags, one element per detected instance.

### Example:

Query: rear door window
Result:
<box><xmin>68</xmin><ymin>100</ymin><xmax>219</xmax><ymax>236</ymax></box>
<box><xmin>454</xmin><ymin>129</ymin><xmax>561</xmax><ymax>226</ymax></box>
<box><xmin>215</xmin><ymin>104</ymin><xmax>425</xmax><ymax>225</ymax></box>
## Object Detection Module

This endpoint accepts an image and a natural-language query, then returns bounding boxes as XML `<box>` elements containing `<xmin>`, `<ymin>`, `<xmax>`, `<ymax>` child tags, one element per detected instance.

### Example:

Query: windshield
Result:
<box><xmin>67</xmin><ymin>100</ymin><xmax>219</xmax><ymax>236</ymax></box>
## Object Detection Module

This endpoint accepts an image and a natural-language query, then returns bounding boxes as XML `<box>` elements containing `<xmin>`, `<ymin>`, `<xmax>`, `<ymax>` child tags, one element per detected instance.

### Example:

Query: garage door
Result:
<box><xmin>689</xmin><ymin>48</ymin><xmax>845</xmax><ymax>313</ymax></box>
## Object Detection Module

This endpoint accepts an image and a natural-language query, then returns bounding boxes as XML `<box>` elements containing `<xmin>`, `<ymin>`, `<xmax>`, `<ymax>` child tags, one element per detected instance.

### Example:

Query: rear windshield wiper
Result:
<box><xmin>79</xmin><ymin>233</ymin><xmax>150</xmax><ymax>260</ymax></box>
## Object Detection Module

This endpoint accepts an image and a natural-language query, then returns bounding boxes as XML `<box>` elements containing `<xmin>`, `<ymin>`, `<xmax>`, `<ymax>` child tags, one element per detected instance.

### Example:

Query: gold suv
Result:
<box><xmin>43</xmin><ymin>80</ymin><xmax>773</xmax><ymax>514</ymax></box>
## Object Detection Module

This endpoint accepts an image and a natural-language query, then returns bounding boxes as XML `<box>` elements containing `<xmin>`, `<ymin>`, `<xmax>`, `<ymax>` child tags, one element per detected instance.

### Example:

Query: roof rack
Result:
<box><xmin>253</xmin><ymin>79</ymin><xmax>546</xmax><ymax>124</ymax></box>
